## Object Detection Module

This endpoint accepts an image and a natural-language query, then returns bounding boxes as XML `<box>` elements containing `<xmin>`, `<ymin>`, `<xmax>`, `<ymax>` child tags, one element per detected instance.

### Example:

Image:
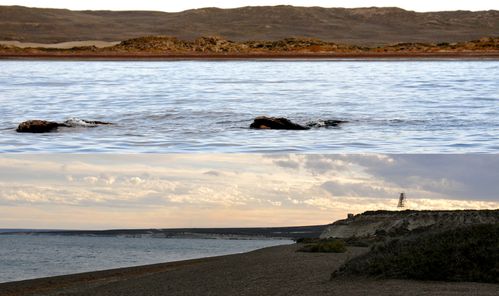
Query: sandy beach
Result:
<box><xmin>0</xmin><ymin>41</ymin><xmax>120</xmax><ymax>49</ymax></box>
<box><xmin>1</xmin><ymin>244</ymin><xmax>497</xmax><ymax>296</ymax></box>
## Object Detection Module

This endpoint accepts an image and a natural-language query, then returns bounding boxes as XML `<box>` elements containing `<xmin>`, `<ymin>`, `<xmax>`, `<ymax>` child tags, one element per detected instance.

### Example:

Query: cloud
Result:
<box><xmin>203</xmin><ymin>170</ymin><xmax>221</xmax><ymax>176</ymax></box>
<box><xmin>128</xmin><ymin>177</ymin><xmax>145</xmax><ymax>185</ymax></box>
<box><xmin>273</xmin><ymin>159</ymin><xmax>300</xmax><ymax>169</ymax></box>
<box><xmin>360</xmin><ymin>155</ymin><xmax>499</xmax><ymax>201</ymax></box>
<box><xmin>271</xmin><ymin>154</ymin><xmax>499</xmax><ymax>202</ymax></box>
<box><xmin>320</xmin><ymin>180</ymin><xmax>395</xmax><ymax>198</ymax></box>
<box><xmin>0</xmin><ymin>154</ymin><xmax>497</xmax><ymax>229</ymax></box>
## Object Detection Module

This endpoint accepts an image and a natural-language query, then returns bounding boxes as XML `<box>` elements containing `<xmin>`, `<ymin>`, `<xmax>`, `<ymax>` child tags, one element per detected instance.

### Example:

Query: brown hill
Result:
<box><xmin>1</xmin><ymin>5</ymin><xmax>498</xmax><ymax>45</ymax></box>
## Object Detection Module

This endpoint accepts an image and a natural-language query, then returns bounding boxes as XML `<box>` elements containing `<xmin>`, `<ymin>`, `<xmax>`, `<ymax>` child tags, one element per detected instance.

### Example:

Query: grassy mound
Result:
<box><xmin>336</xmin><ymin>224</ymin><xmax>499</xmax><ymax>283</ymax></box>
<box><xmin>299</xmin><ymin>239</ymin><xmax>347</xmax><ymax>253</ymax></box>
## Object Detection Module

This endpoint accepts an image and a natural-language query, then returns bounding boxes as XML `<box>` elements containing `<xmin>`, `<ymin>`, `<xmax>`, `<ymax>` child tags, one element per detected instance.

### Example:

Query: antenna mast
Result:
<box><xmin>397</xmin><ymin>193</ymin><xmax>406</xmax><ymax>208</ymax></box>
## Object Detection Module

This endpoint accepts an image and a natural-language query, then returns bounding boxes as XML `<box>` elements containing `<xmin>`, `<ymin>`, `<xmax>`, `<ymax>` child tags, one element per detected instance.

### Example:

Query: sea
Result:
<box><xmin>0</xmin><ymin>60</ymin><xmax>498</xmax><ymax>153</ymax></box>
<box><xmin>0</xmin><ymin>234</ymin><xmax>292</xmax><ymax>283</ymax></box>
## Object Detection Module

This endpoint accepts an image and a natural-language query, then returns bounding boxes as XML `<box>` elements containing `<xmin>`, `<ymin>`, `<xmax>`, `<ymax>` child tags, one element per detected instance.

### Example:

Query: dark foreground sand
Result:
<box><xmin>1</xmin><ymin>244</ymin><xmax>498</xmax><ymax>296</ymax></box>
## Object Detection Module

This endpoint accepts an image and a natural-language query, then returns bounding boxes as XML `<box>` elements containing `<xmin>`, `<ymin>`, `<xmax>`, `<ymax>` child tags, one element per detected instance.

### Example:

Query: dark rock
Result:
<box><xmin>16</xmin><ymin>120</ymin><xmax>61</xmax><ymax>133</ymax></box>
<box><xmin>83</xmin><ymin>120</ymin><xmax>112</xmax><ymax>125</ymax></box>
<box><xmin>306</xmin><ymin>119</ymin><xmax>348</xmax><ymax>128</ymax></box>
<box><xmin>250</xmin><ymin>116</ymin><xmax>309</xmax><ymax>130</ymax></box>
<box><xmin>16</xmin><ymin>119</ymin><xmax>112</xmax><ymax>133</ymax></box>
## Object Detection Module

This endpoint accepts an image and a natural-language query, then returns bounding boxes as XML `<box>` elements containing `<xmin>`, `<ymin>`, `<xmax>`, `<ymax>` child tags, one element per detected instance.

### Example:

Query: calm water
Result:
<box><xmin>0</xmin><ymin>60</ymin><xmax>497</xmax><ymax>153</ymax></box>
<box><xmin>0</xmin><ymin>235</ymin><xmax>291</xmax><ymax>283</ymax></box>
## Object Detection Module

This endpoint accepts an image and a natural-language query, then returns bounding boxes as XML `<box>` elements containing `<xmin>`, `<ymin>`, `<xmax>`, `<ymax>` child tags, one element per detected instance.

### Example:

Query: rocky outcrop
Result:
<box><xmin>16</xmin><ymin>120</ymin><xmax>61</xmax><ymax>133</ymax></box>
<box><xmin>114</xmin><ymin>36</ymin><xmax>193</xmax><ymax>52</ymax></box>
<box><xmin>246</xmin><ymin>38</ymin><xmax>336</xmax><ymax>51</ymax></box>
<box><xmin>2</xmin><ymin>35</ymin><xmax>498</xmax><ymax>56</ymax></box>
<box><xmin>108</xmin><ymin>36</ymin><xmax>343</xmax><ymax>54</ymax></box>
<box><xmin>250</xmin><ymin>116</ymin><xmax>309</xmax><ymax>130</ymax></box>
<box><xmin>320</xmin><ymin>210</ymin><xmax>499</xmax><ymax>239</ymax></box>
<box><xmin>193</xmin><ymin>36</ymin><xmax>242</xmax><ymax>52</ymax></box>
<box><xmin>16</xmin><ymin>119</ymin><xmax>111</xmax><ymax>133</ymax></box>
<box><xmin>250</xmin><ymin>117</ymin><xmax>348</xmax><ymax>130</ymax></box>
<box><xmin>106</xmin><ymin>36</ymin><xmax>499</xmax><ymax>54</ymax></box>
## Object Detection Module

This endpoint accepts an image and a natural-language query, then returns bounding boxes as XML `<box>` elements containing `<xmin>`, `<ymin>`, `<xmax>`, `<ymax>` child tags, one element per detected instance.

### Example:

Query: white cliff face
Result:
<box><xmin>320</xmin><ymin>210</ymin><xmax>499</xmax><ymax>239</ymax></box>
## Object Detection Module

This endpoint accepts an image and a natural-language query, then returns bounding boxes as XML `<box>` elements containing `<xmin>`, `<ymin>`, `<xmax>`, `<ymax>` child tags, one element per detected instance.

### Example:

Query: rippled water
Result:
<box><xmin>0</xmin><ymin>60</ymin><xmax>497</xmax><ymax>153</ymax></box>
<box><xmin>0</xmin><ymin>235</ymin><xmax>291</xmax><ymax>283</ymax></box>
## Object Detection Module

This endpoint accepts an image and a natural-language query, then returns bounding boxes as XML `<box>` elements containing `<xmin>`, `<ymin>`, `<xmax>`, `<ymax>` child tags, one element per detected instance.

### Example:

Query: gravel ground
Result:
<box><xmin>1</xmin><ymin>244</ymin><xmax>498</xmax><ymax>296</ymax></box>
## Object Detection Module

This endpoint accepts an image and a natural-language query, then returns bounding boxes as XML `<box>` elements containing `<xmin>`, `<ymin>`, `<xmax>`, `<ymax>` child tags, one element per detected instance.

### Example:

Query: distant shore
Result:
<box><xmin>0</xmin><ymin>225</ymin><xmax>326</xmax><ymax>240</ymax></box>
<box><xmin>1</xmin><ymin>244</ymin><xmax>497</xmax><ymax>296</ymax></box>
<box><xmin>1</xmin><ymin>36</ymin><xmax>498</xmax><ymax>60</ymax></box>
<box><xmin>2</xmin><ymin>52</ymin><xmax>499</xmax><ymax>60</ymax></box>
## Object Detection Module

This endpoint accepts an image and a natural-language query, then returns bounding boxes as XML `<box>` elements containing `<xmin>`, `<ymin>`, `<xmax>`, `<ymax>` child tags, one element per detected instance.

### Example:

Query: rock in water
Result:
<box><xmin>16</xmin><ymin>120</ymin><xmax>61</xmax><ymax>133</ymax></box>
<box><xmin>306</xmin><ymin>119</ymin><xmax>348</xmax><ymax>128</ymax></box>
<box><xmin>16</xmin><ymin>118</ymin><xmax>112</xmax><ymax>133</ymax></box>
<box><xmin>250</xmin><ymin>116</ymin><xmax>309</xmax><ymax>130</ymax></box>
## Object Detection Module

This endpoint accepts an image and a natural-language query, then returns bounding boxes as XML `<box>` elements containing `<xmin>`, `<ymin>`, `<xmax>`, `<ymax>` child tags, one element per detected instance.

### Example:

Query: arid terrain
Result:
<box><xmin>321</xmin><ymin>209</ymin><xmax>499</xmax><ymax>239</ymax></box>
<box><xmin>1</xmin><ymin>244</ymin><xmax>498</xmax><ymax>296</ymax></box>
<box><xmin>2</xmin><ymin>225</ymin><xmax>326</xmax><ymax>240</ymax></box>
<box><xmin>1</xmin><ymin>5</ymin><xmax>498</xmax><ymax>45</ymax></box>
<box><xmin>1</xmin><ymin>35</ymin><xmax>498</xmax><ymax>59</ymax></box>
<box><xmin>0</xmin><ymin>245</ymin><xmax>499</xmax><ymax>296</ymax></box>
<box><xmin>1</xmin><ymin>5</ymin><xmax>498</xmax><ymax>59</ymax></box>
<box><xmin>1</xmin><ymin>210</ymin><xmax>498</xmax><ymax>295</ymax></box>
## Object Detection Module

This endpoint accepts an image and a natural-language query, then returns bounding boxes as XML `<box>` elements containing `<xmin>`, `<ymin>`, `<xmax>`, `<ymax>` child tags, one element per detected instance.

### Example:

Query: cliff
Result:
<box><xmin>320</xmin><ymin>210</ymin><xmax>499</xmax><ymax>239</ymax></box>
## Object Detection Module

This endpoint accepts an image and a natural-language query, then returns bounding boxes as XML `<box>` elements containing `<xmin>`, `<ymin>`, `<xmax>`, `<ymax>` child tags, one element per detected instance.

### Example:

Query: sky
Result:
<box><xmin>0</xmin><ymin>154</ymin><xmax>497</xmax><ymax>230</ymax></box>
<box><xmin>1</xmin><ymin>0</ymin><xmax>498</xmax><ymax>12</ymax></box>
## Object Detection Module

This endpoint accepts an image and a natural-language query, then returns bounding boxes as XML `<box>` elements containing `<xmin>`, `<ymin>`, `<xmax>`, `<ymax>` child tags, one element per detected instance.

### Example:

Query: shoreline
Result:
<box><xmin>1</xmin><ymin>244</ymin><xmax>497</xmax><ymax>296</ymax></box>
<box><xmin>1</xmin><ymin>52</ymin><xmax>499</xmax><ymax>61</ymax></box>
<box><xmin>0</xmin><ymin>253</ymin><xmax>225</xmax><ymax>296</ymax></box>
<box><xmin>0</xmin><ymin>224</ymin><xmax>325</xmax><ymax>240</ymax></box>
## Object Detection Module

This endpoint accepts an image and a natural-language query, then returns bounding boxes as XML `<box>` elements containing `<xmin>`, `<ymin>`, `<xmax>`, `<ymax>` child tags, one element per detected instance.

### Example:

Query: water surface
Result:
<box><xmin>1</xmin><ymin>60</ymin><xmax>497</xmax><ymax>152</ymax></box>
<box><xmin>0</xmin><ymin>235</ymin><xmax>291</xmax><ymax>283</ymax></box>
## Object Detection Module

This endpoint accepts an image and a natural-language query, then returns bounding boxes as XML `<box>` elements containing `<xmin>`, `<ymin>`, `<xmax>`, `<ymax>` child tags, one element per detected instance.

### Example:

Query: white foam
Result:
<box><xmin>63</xmin><ymin>118</ymin><xmax>98</xmax><ymax>127</ymax></box>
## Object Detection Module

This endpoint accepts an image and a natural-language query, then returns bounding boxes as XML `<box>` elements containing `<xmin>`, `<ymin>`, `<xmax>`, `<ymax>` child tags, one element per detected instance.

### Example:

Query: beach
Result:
<box><xmin>1</xmin><ymin>51</ymin><xmax>499</xmax><ymax>60</ymax></box>
<box><xmin>1</xmin><ymin>244</ymin><xmax>497</xmax><ymax>296</ymax></box>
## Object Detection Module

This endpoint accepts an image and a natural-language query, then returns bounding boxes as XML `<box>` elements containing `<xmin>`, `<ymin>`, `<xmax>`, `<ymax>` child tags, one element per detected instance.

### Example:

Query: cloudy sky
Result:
<box><xmin>1</xmin><ymin>0</ymin><xmax>498</xmax><ymax>12</ymax></box>
<box><xmin>0</xmin><ymin>154</ymin><xmax>497</xmax><ymax>230</ymax></box>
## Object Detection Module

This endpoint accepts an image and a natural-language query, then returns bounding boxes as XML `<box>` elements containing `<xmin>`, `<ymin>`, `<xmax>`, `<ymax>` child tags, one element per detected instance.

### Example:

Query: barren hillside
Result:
<box><xmin>1</xmin><ymin>5</ymin><xmax>498</xmax><ymax>44</ymax></box>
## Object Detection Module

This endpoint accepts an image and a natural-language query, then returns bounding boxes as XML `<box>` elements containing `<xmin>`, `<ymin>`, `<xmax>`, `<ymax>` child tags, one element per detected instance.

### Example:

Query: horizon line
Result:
<box><xmin>3</xmin><ymin>4</ymin><xmax>498</xmax><ymax>13</ymax></box>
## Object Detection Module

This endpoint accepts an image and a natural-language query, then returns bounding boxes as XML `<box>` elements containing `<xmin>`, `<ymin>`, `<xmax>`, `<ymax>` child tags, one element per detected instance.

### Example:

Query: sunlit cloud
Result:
<box><xmin>0</xmin><ymin>154</ymin><xmax>497</xmax><ymax>229</ymax></box>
